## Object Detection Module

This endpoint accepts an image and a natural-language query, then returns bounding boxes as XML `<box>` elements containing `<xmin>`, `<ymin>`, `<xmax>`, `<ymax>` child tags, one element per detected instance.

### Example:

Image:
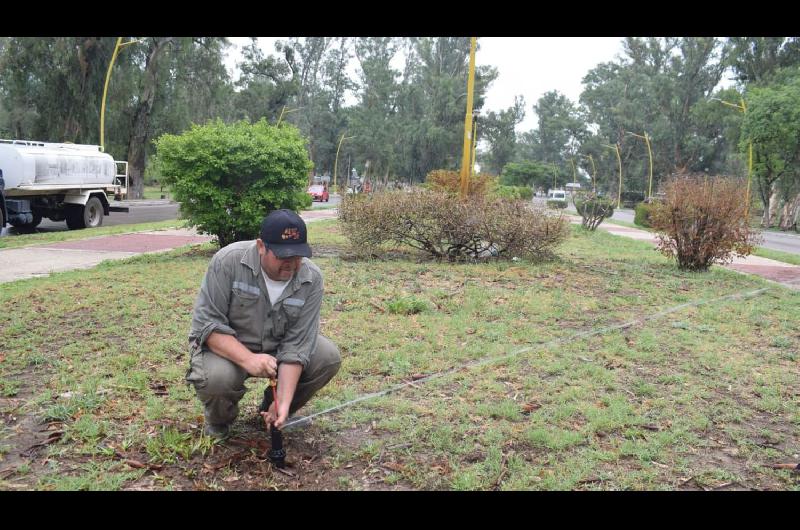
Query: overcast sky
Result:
<box><xmin>224</xmin><ymin>37</ymin><xmax>627</xmax><ymax>133</ymax></box>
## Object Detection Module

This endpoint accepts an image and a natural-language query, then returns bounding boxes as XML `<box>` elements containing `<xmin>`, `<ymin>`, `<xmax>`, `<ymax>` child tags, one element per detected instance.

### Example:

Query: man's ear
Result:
<box><xmin>256</xmin><ymin>239</ymin><xmax>266</xmax><ymax>256</ymax></box>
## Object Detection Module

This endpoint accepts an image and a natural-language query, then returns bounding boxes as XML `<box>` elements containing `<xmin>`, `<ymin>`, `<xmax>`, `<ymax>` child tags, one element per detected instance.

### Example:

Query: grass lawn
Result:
<box><xmin>143</xmin><ymin>185</ymin><xmax>172</xmax><ymax>201</ymax></box>
<box><xmin>753</xmin><ymin>248</ymin><xmax>800</xmax><ymax>267</ymax></box>
<box><xmin>1</xmin><ymin>220</ymin><xmax>798</xmax><ymax>490</ymax></box>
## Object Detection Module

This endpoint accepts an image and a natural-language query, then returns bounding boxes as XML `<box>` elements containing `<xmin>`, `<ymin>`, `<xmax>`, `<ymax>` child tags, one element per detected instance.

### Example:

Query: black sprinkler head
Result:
<box><xmin>269</xmin><ymin>425</ymin><xmax>286</xmax><ymax>468</ymax></box>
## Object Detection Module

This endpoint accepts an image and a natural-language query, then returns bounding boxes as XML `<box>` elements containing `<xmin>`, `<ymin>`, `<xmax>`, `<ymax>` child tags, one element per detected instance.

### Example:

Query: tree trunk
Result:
<box><xmin>126</xmin><ymin>38</ymin><xmax>172</xmax><ymax>199</ymax></box>
<box><xmin>765</xmin><ymin>188</ymin><xmax>780</xmax><ymax>228</ymax></box>
<box><xmin>779</xmin><ymin>192</ymin><xmax>800</xmax><ymax>231</ymax></box>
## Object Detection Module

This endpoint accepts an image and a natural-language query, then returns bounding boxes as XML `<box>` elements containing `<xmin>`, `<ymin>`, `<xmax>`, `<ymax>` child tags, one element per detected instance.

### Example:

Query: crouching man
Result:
<box><xmin>186</xmin><ymin>209</ymin><xmax>340</xmax><ymax>438</ymax></box>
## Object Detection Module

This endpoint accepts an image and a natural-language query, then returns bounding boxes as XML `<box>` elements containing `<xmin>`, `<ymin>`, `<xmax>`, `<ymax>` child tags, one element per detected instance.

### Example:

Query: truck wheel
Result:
<box><xmin>65</xmin><ymin>197</ymin><xmax>104</xmax><ymax>230</ymax></box>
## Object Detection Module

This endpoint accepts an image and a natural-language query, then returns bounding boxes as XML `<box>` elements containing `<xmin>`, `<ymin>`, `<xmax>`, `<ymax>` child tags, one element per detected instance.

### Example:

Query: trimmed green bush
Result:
<box><xmin>546</xmin><ymin>199</ymin><xmax>567</xmax><ymax>209</ymax></box>
<box><xmin>155</xmin><ymin>119</ymin><xmax>312</xmax><ymax>247</ymax></box>
<box><xmin>494</xmin><ymin>185</ymin><xmax>533</xmax><ymax>201</ymax></box>
<box><xmin>634</xmin><ymin>201</ymin><xmax>654</xmax><ymax>227</ymax></box>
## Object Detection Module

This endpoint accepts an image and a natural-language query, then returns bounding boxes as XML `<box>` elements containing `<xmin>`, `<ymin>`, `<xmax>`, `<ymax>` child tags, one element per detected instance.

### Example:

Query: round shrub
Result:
<box><xmin>650</xmin><ymin>174</ymin><xmax>761</xmax><ymax>271</ymax></box>
<box><xmin>634</xmin><ymin>201</ymin><xmax>655</xmax><ymax>227</ymax></box>
<box><xmin>339</xmin><ymin>189</ymin><xmax>569</xmax><ymax>262</ymax></box>
<box><xmin>155</xmin><ymin>119</ymin><xmax>312</xmax><ymax>247</ymax></box>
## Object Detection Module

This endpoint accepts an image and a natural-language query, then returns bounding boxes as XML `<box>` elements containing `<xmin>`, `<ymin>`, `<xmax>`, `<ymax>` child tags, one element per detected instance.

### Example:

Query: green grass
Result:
<box><xmin>753</xmin><ymin>247</ymin><xmax>800</xmax><ymax>266</ymax></box>
<box><xmin>1</xmin><ymin>219</ymin><xmax>798</xmax><ymax>490</ymax></box>
<box><xmin>0</xmin><ymin>219</ymin><xmax>188</xmax><ymax>250</ymax></box>
<box><xmin>142</xmin><ymin>185</ymin><xmax>173</xmax><ymax>200</ymax></box>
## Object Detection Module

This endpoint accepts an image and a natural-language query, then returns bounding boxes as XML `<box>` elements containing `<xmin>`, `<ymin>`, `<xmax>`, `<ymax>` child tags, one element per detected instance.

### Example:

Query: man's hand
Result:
<box><xmin>260</xmin><ymin>400</ymin><xmax>291</xmax><ymax>429</ymax></box>
<box><xmin>242</xmin><ymin>353</ymin><xmax>277</xmax><ymax>379</ymax></box>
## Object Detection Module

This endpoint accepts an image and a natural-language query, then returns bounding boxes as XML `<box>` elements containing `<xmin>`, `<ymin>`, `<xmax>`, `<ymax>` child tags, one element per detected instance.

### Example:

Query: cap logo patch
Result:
<box><xmin>281</xmin><ymin>227</ymin><xmax>300</xmax><ymax>240</ymax></box>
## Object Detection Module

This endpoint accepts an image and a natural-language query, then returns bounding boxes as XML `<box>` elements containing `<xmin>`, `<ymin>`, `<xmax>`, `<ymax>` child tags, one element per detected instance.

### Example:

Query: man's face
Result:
<box><xmin>257</xmin><ymin>239</ymin><xmax>302</xmax><ymax>281</ymax></box>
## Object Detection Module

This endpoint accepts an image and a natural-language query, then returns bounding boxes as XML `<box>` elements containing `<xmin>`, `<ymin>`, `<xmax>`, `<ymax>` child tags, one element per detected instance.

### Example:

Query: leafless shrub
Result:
<box><xmin>650</xmin><ymin>174</ymin><xmax>761</xmax><ymax>271</ymax></box>
<box><xmin>339</xmin><ymin>189</ymin><xmax>569</xmax><ymax>262</ymax></box>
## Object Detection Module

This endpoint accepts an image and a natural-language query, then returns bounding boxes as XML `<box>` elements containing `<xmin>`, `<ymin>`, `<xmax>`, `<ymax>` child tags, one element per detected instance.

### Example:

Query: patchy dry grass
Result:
<box><xmin>0</xmin><ymin>220</ymin><xmax>798</xmax><ymax>490</ymax></box>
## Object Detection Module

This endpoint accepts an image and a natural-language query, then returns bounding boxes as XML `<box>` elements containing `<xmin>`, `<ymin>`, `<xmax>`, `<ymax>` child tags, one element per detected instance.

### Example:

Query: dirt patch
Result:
<box><xmin>0</xmin><ymin>367</ymin><xmax>61</xmax><ymax>489</ymax></box>
<box><xmin>110</xmin><ymin>417</ymin><xmax>418</xmax><ymax>491</ymax></box>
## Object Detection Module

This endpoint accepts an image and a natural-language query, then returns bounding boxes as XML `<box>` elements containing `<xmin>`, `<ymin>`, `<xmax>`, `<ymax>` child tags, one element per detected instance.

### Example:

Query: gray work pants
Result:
<box><xmin>186</xmin><ymin>335</ymin><xmax>341</xmax><ymax>426</ymax></box>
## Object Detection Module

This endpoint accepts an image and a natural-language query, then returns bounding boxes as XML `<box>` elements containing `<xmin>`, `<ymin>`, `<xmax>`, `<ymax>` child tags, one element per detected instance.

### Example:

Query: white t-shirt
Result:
<box><xmin>262</xmin><ymin>268</ymin><xmax>289</xmax><ymax>306</ymax></box>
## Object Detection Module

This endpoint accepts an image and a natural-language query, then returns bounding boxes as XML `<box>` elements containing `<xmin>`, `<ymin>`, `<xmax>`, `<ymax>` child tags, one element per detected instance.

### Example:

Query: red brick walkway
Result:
<box><xmin>41</xmin><ymin>233</ymin><xmax>212</xmax><ymax>253</ymax></box>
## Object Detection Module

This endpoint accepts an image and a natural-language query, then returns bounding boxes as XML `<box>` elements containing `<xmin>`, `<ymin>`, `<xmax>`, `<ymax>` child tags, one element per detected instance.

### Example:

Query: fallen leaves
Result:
<box><xmin>22</xmin><ymin>431</ymin><xmax>63</xmax><ymax>456</ymax></box>
<box><xmin>521</xmin><ymin>402</ymin><xmax>541</xmax><ymax>415</ymax></box>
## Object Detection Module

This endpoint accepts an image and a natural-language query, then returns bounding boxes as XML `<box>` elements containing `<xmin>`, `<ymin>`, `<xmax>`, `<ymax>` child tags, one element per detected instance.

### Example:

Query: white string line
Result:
<box><xmin>282</xmin><ymin>285</ymin><xmax>772</xmax><ymax>430</ymax></box>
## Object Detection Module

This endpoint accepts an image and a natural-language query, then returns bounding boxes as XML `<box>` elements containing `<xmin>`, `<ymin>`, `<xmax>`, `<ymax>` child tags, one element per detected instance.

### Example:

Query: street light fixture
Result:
<box><xmin>604</xmin><ymin>143</ymin><xmax>623</xmax><ymax>208</ymax></box>
<box><xmin>624</xmin><ymin>130</ymin><xmax>654</xmax><ymax>200</ymax></box>
<box><xmin>100</xmin><ymin>37</ymin><xmax>142</xmax><ymax>152</ymax></box>
<box><xmin>334</xmin><ymin>133</ymin><xmax>355</xmax><ymax>192</ymax></box>
<box><xmin>710</xmin><ymin>96</ymin><xmax>753</xmax><ymax>217</ymax></box>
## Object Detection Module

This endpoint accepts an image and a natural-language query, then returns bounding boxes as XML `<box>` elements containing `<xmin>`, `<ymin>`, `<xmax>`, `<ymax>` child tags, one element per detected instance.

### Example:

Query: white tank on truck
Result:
<box><xmin>0</xmin><ymin>139</ymin><xmax>129</xmax><ymax>231</ymax></box>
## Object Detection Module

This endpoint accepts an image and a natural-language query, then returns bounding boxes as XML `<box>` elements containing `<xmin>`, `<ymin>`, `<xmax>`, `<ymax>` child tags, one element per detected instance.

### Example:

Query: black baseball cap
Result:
<box><xmin>259</xmin><ymin>209</ymin><xmax>312</xmax><ymax>258</ymax></box>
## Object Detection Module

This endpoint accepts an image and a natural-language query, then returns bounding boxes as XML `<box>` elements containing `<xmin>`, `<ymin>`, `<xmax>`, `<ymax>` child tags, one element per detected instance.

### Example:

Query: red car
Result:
<box><xmin>307</xmin><ymin>184</ymin><xmax>329</xmax><ymax>202</ymax></box>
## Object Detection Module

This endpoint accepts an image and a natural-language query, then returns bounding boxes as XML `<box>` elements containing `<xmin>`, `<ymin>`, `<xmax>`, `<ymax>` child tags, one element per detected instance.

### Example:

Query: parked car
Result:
<box><xmin>307</xmin><ymin>184</ymin><xmax>329</xmax><ymax>202</ymax></box>
<box><xmin>547</xmin><ymin>189</ymin><xmax>567</xmax><ymax>203</ymax></box>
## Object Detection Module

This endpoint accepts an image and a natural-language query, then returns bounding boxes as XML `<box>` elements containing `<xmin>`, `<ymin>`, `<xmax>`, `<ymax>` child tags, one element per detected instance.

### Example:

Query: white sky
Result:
<box><xmin>224</xmin><ymin>37</ymin><xmax>626</xmax><ymax>133</ymax></box>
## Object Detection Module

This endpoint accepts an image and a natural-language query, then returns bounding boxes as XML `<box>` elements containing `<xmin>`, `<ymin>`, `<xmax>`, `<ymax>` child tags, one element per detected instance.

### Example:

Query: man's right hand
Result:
<box><xmin>243</xmin><ymin>353</ymin><xmax>277</xmax><ymax>378</ymax></box>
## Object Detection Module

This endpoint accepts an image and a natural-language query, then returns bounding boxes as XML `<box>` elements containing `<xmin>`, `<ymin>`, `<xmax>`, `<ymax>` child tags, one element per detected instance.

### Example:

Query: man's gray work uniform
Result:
<box><xmin>186</xmin><ymin>240</ymin><xmax>341</xmax><ymax>426</ymax></box>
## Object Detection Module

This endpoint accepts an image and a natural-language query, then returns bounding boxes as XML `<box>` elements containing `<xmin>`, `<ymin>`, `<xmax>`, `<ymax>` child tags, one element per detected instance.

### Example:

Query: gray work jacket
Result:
<box><xmin>188</xmin><ymin>240</ymin><xmax>323</xmax><ymax>369</ymax></box>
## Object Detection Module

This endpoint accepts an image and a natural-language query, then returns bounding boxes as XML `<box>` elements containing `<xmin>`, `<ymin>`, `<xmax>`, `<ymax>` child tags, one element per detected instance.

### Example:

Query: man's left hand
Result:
<box><xmin>260</xmin><ymin>401</ymin><xmax>291</xmax><ymax>429</ymax></box>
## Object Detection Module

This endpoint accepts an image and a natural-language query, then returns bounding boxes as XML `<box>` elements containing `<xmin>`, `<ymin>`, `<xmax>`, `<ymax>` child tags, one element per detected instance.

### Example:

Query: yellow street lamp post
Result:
<box><xmin>100</xmin><ymin>37</ymin><xmax>141</xmax><ymax>152</ymax></box>
<box><xmin>459</xmin><ymin>37</ymin><xmax>477</xmax><ymax>199</ymax></box>
<box><xmin>711</xmin><ymin>96</ymin><xmax>753</xmax><ymax>217</ymax></box>
<box><xmin>276</xmin><ymin>106</ymin><xmax>304</xmax><ymax>126</ymax></box>
<box><xmin>334</xmin><ymin>133</ymin><xmax>355</xmax><ymax>193</ymax></box>
<box><xmin>604</xmin><ymin>143</ymin><xmax>623</xmax><ymax>208</ymax></box>
<box><xmin>625</xmin><ymin>131</ymin><xmax>654</xmax><ymax>200</ymax></box>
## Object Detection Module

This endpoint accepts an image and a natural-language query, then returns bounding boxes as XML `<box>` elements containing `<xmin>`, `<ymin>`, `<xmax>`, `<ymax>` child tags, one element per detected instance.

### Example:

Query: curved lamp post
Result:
<box><xmin>100</xmin><ymin>37</ymin><xmax>141</xmax><ymax>152</ymax></box>
<box><xmin>276</xmin><ymin>106</ymin><xmax>304</xmax><ymax>126</ymax></box>
<box><xmin>604</xmin><ymin>143</ymin><xmax>623</xmax><ymax>208</ymax></box>
<box><xmin>625</xmin><ymin>130</ymin><xmax>653</xmax><ymax>200</ymax></box>
<box><xmin>334</xmin><ymin>133</ymin><xmax>355</xmax><ymax>192</ymax></box>
<box><xmin>711</xmin><ymin>96</ymin><xmax>753</xmax><ymax>217</ymax></box>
